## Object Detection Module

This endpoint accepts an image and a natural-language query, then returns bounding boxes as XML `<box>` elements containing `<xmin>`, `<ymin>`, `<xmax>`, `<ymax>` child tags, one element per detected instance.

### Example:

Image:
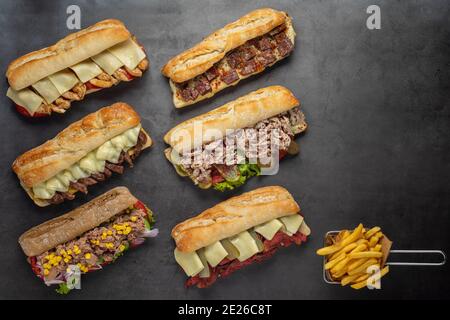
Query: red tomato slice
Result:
<box><xmin>279</xmin><ymin>150</ymin><xmax>288</xmax><ymax>160</ymax></box>
<box><xmin>134</xmin><ymin>200</ymin><xmax>146</xmax><ymax>212</ymax></box>
<box><xmin>15</xmin><ymin>104</ymin><xmax>49</xmax><ymax>118</ymax></box>
<box><xmin>85</xmin><ymin>81</ymin><xmax>100</xmax><ymax>91</ymax></box>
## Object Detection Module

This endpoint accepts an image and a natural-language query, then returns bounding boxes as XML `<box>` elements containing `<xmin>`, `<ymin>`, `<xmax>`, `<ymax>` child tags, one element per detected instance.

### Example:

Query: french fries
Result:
<box><xmin>317</xmin><ymin>224</ymin><xmax>390</xmax><ymax>289</ymax></box>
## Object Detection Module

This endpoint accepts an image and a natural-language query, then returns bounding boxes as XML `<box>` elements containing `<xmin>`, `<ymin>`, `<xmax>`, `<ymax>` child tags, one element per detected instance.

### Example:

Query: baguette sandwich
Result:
<box><xmin>172</xmin><ymin>186</ymin><xmax>310</xmax><ymax>288</ymax></box>
<box><xmin>19</xmin><ymin>187</ymin><xmax>158</xmax><ymax>294</ymax></box>
<box><xmin>164</xmin><ymin>86</ymin><xmax>307</xmax><ymax>191</ymax></box>
<box><xmin>161</xmin><ymin>8</ymin><xmax>295</xmax><ymax>108</ymax></box>
<box><xmin>12</xmin><ymin>102</ymin><xmax>152</xmax><ymax>206</ymax></box>
<box><xmin>6</xmin><ymin>19</ymin><xmax>149</xmax><ymax>117</ymax></box>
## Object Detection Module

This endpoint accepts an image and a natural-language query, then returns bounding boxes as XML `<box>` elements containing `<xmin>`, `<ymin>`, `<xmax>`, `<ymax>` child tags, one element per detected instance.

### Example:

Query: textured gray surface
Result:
<box><xmin>0</xmin><ymin>0</ymin><xmax>449</xmax><ymax>299</ymax></box>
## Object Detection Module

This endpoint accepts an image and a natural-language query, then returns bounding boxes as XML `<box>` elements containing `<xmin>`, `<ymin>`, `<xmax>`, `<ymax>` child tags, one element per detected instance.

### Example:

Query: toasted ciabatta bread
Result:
<box><xmin>172</xmin><ymin>186</ymin><xmax>300</xmax><ymax>252</ymax></box>
<box><xmin>19</xmin><ymin>187</ymin><xmax>138</xmax><ymax>257</ymax></box>
<box><xmin>12</xmin><ymin>102</ymin><xmax>152</xmax><ymax>206</ymax></box>
<box><xmin>6</xmin><ymin>19</ymin><xmax>149</xmax><ymax>117</ymax></box>
<box><xmin>164</xmin><ymin>86</ymin><xmax>299</xmax><ymax>153</ymax></box>
<box><xmin>7</xmin><ymin>20</ymin><xmax>131</xmax><ymax>90</ymax></box>
<box><xmin>162</xmin><ymin>8</ymin><xmax>296</xmax><ymax>108</ymax></box>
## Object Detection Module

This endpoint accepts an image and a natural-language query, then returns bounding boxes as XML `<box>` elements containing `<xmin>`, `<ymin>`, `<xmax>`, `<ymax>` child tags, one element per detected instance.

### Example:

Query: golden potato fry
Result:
<box><xmin>364</xmin><ymin>226</ymin><xmax>381</xmax><ymax>239</ymax></box>
<box><xmin>340</xmin><ymin>224</ymin><xmax>364</xmax><ymax>247</ymax></box>
<box><xmin>329</xmin><ymin>243</ymin><xmax>358</xmax><ymax>261</ymax></box>
<box><xmin>354</xmin><ymin>273</ymin><xmax>370</xmax><ymax>283</ymax></box>
<box><xmin>317</xmin><ymin>244</ymin><xmax>342</xmax><ymax>256</ymax></box>
<box><xmin>348</xmin><ymin>258</ymin><xmax>368</xmax><ymax>272</ymax></box>
<box><xmin>349</xmin><ymin>251</ymin><xmax>383</xmax><ymax>259</ymax></box>
<box><xmin>325</xmin><ymin>253</ymin><xmax>346</xmax><ymax>270</ymax></box>
<box><xmin>341</xmin><ymin>274</ymin><xmax>361</xmax><ymax>286</ymax></box>
<box><xmin>370</xmin><ymin>244</ymin><xmax>382</xmax><ymax>252</ymax></box>
<box><xmin>348</xmin><ymin>259</ymin><xmax>378</xmax><ymax>276</ymax></box>
<box><xmin>330</xmin><ymin>257</ymin><xmax>351</xmax><ymax>274</ymax></box>
<box><xmin>352</xmin><ymin>266</ymin><xmax>390</xmax><ymax>289</ymax></box>
<box><xmin>350</xmin><ymin>243</ymin><xmax>367</xmax><ymax>254</ymax></box>
<box><xmin>369</xmin><ymin>235</ymin><xmax>380</xmax><ymax>247</ymax></box>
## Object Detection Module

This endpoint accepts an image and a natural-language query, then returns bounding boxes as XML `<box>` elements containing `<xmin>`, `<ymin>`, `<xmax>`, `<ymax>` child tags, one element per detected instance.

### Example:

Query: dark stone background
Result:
<box><xmin>0</xmin><ymin>0</ymin><xmax>448</xmax><ymax>299</ymax></box>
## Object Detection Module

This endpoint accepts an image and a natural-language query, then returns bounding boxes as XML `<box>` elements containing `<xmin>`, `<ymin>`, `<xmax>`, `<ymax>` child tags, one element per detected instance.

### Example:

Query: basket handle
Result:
<box><xmin>387</xmin><ymin>250</ymin><xmax>447</xmax><ymax>266</ymax></box>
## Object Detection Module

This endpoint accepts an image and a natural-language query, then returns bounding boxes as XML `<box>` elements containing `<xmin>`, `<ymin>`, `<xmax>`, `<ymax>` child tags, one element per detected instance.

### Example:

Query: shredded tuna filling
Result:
<box><xmin>186</xmin><ymin>230</ymin><xmax>308</xmax><ymax>288</ymax></box>
<box><xmin>178</xmin><ymin>107</ymin><xmax>304</xmax><ymax>185</ymax></box>
<box><xmin>46</xmin><ymin>130</ymin><xmax>147</xmax><ymax>204</ymax></box>
<box><xmin>175</xmin><ymin>23</ymin><xmax>294</xmax><ymax>102</ymax></box>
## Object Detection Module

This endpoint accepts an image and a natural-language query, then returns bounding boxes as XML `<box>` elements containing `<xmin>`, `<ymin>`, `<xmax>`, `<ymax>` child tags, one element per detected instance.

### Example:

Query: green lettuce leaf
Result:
<box><xmin>213</xmin><ymin>163</ymin><xmax>261</xmax><ymax>191</ymax></box>
<box><xmin>56</xmin><ymin>283</ymin><xmax>71</xmax><ymax>295</ymax></box>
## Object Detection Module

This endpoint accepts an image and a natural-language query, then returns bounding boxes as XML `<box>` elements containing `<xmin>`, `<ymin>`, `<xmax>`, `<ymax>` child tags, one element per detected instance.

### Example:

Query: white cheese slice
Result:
<box><xmin>91</xmin><ymin>51</ymin><xmax>124</xmax><ymax>75</ymax></box>
<box><xmin>108</xmin><ymin>38</ymin><xmax>146</xmax><ymax>70</ymax></box>
<box><xmin>229</xmin><ymin>231</ymin><xmax>259</xmax><ymax>262</ymax></box>
<box><xmin>6</xmin><ymin>87</ymin><xmax>43</xmax><ymax>115</ymax></box>
<box><xmin>48</xmin><ymin>69</ymin><xmax>79</xmax><ymax>94</ymax></box>
<box><xmin>299</xmin><ymin>220</ymin><xmax>311</xmax><ymax>236</ymax></box>
<box><xmin>220</xmin><ymin>239</ymin><xmax>239</xmax><ymax>260</ymax></box>
<box><xmin>197</xmin><ymin>248</ymin><xmax>211</xmax><ymax>278</ymax></box>
<box><xmin>203</xmin><ymin>241</ymin><xmax>228</xmax><ymax>267</ymax></box>
<box><xmin>174</xmin><ymin>248</ymin><xmax>204</xmax><ymax>277</ymax></box>
<box><xmin>280</xmin><ymin>214</ymin><xmax>304</xmax><ymax>236</ymax></box>
<box><xmin>70</xmin><ymin>59</ymin><xmax>103</xmax><ymax>83</ymax></box>
<box><xmin>254</xmin><ymin>219</ymin><xmax>284</xmax><ymax>240</ymax></box>
<box><xmin>32</xmin><ymin>183</ymin><xmax>55</xmax><ymax>199</ymax></box>
<box><xmin>31</xmin><ymin>78</ymin><xmax>60</xmax><ymax>104</ymax></box>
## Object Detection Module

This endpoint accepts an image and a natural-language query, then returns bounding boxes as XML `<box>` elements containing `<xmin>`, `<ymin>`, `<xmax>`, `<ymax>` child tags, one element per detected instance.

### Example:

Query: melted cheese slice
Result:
<box><xmin>204</xmin><ymin>241</ymin><xmax>228</xmax><ymax>267</ymax></box>
<box><xmin>220</xmin><ymin>239</ymin><xmax>239</xmax><ymax>260</ymax></box>
<box><xmin>299</xmin><ymin>221</ymin><xmax>311</xmax><ymax>236</ymax></box>
<box><xmin>229</xmin><ymin>231</ymin><xmax>259</xmax><ymax>262</ymax></box>
<box><xmin>48</xmin><ymin>69</ymin><xmax>79</xmax><ymax>94</ymax></box>
<box><xmin>91</xmin><ymin>51</ymin><xmax>124</xmax><ymax>75</ymax></box>
<box><xmin>280</xmin><ymin>214</ymin><xmax>304</xmax><ymax>235</ymax></box>
<box><xmin>31</xmin><ymin>125</ymin><xmax>141</xmax><ymax>200</ymax></box>
<box><xmin>108</xmin><ymin>39</ymin><xmax>146</xmax><ymax>70</ymax></box>
<box><xmin>31</xmin><ymin>78</ymin><xmax>60</xmax><ymax>104</ymax></box>
<box><xmin>70</xmin><ymin>59</ymin><xmax>103</xmax><ymax>83</ymax></box>
<box><xmin>197</xmin><ymin>248</ymin><xmax>211</xmax><ymax>278</ymax></box>
<box><xmin>6</xmin><ymin>87</ymin><xmax>43</xmax><ymax>115</ymax></box>
<box><xmin>174</xmin><ymin>248</ymin><xmax>204</xmax><ymax>277</ymax></box>
<box><xmin>254</xmin><ymin>219</ymin><xmax>284</xmax><ymax>240</ymax></box>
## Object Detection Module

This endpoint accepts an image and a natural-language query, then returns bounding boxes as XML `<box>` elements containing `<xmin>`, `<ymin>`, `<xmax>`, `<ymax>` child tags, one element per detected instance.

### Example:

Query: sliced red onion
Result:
<box><xmin>141</xmin><ymin>228</ymin><xmax>159</xmax><ymax>238</ymax></box>
<box><xmin>130</xmin><ymin>237</ymin><xmax>145</xmax><ymax>247</ymax></box>
<box><xmin>44</xmin><ymin>279</ymin><xmax>65</xmax><ymax>286</ymax></box>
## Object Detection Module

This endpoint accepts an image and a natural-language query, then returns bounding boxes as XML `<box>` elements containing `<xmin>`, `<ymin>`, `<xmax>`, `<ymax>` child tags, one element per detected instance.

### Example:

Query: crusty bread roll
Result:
<box><xmin>172</xmin><ymin>186</ymin><xmax>300</xmax><ymax>252</ymax></box>
<box><xmin>161</xmin><ymin>8</ymin><xmax>296</xmax><ymax>108</ymax></box>
<box><xmin>7</xmin><ymin>19</ymin><xmax>131</xmax><ymax>90</ymax></box>
<box><xmin>162</xmin><ymin>8</ymin><xmax>286</xmax><ymax>83</ymax></box>
<box><xmin>12</xmin><ymin>102</ymin><xmax>151</xmax><ymax>188</ymax></box>
<box><xmin>19</xmin><ymin>187</ymin><xmax>138</xmax><ymax>257</ymax></box>
<box><xmin>164</xmin><ymin>86</ymin><xmax>299</xmax><ymax>153</ymax></box>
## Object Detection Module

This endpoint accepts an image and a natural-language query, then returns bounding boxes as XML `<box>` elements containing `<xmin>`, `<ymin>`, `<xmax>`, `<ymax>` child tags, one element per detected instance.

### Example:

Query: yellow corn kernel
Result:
<box><xmin>77</xmin><ymin>263</ymin><xmax>82</xmax><ymax>268</ymax></box>
<box><xmin>119</xmin><ymin>244</ymin><xmax>126</xmax><ymax>252</ymax></box>
<box><xmin>60</xmin><ymin>249</ymin><xmax>66</xmax><ymax>255</ymax></box>
<box><xmin>64</xmin><ymin>258</ymin><xmax>69</xmax><ymax>263</ymax></box>
<box><xmin>44</xmin><ymin>269</ymin><xmax>49</xmax><ymax>276</ymax></box>
<box><xmin>43</xmin><ymin>263</ymin><xmax>51</xmax><ymax>269</ymax></box>
<box><xmin>85</xmin><ymin>253</ymin><xmax>91</xmax><ymax>259</ymax></box>
<box><xmin>107</xmin><ymin>230</ymin><xmax>113</xmax><ymax>235</ymax></box>
<box><xmin>56</xmin><ymin>256</ymin><xmax>62</xmax><ymax>262</ymax></box>
<box><xmin>74</xmin><ymin>245</ymin><xmax>79</xmax><ymax>251</ymax></box>
<box><xmin>131</xmin><ymin>216</ymin><xmax>137</xmax><ymax>222</ymax></box>
<box><xmin>118</xmin><ymin>231</ymin><xmax>123</xmax><ymax>235</ymax></box>
<box><xmin>45</xmin><ymin>255</ymin><xmax>51</xmax><ymax>260</ymax></box>
<box><xmin>67</xmin><ymin>250</ymin><xmax>72</xmax><ymax>255</ymax></box>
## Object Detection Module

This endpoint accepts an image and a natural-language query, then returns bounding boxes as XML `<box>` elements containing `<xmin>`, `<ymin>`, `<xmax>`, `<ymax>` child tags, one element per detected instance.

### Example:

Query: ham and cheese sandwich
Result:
<box><xmin>172</xmin><ymin>186</ymin><xmax>311</xmax><ymax>288</ymax></box>
<box><xmin>19</xmin><ymin>187</ymin><xmax>158</xmax><ymax>294</ymax></box>
<box><xmin>6</xmin><ymin>19</ymin><xmax>149</xmax><ymax>117</ymax></box>
<box><xmin>164</xmin><ymin>86</ymin><xmax>307</xmax><ymax>191</ymax></box>
<box><xmin>162</xmin><ymin>8</ymin><xmax>296</xmax><ymax>108</ymax></box>
<box><xmin>12</xmin><ymin>102</ymin><xmax>152</xmax><ymax>206</ymax></box>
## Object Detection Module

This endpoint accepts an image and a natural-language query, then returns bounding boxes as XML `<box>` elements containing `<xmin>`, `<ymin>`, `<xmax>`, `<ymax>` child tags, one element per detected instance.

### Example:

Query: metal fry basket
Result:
<box><xmin>322</xmin><ymin>230</ymin><xmax>447</xmax><ymax>285</ymax></box>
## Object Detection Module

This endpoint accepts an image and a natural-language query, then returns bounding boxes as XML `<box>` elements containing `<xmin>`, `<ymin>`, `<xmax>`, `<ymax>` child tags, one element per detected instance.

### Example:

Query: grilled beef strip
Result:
<box><xmin>176</xmin><ymin>23</ymin><xmax>294</xmax><ymax>102</ymax></box>
<box><xmin>46</xmin><ymin>130</ymin><xmax>147</xmax><ymax>204</ymax></box>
